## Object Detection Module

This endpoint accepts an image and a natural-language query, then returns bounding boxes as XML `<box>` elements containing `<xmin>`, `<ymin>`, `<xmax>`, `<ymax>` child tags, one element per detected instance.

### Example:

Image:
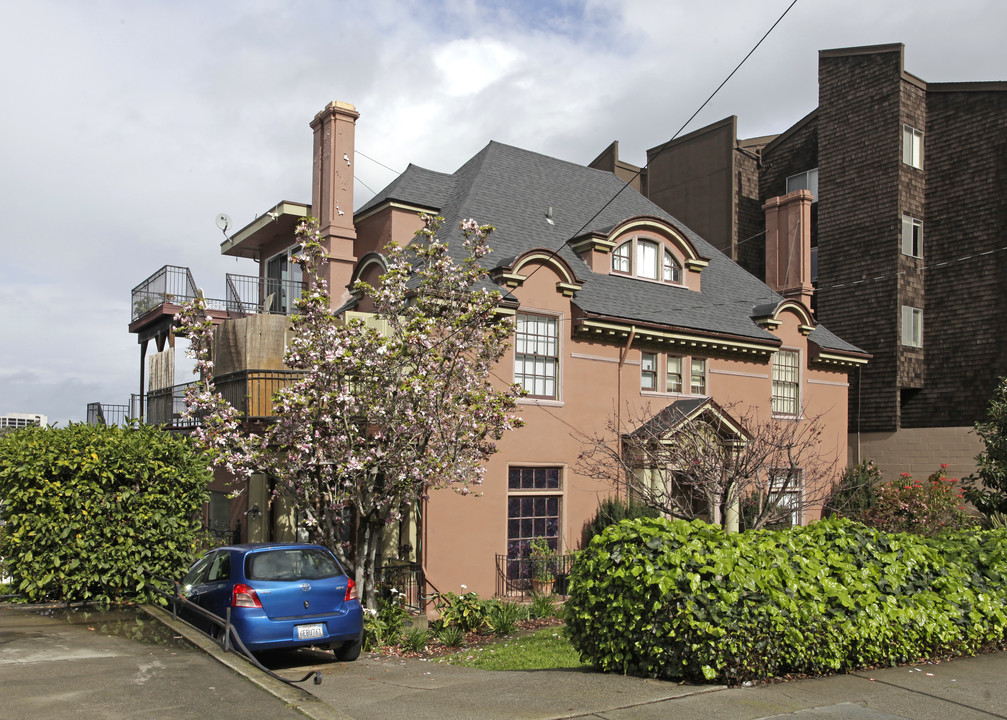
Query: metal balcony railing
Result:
<box><xmin>86</xmin><ymin>402</ymin><xmax>131</xmax><ymax>426</ymax></box>
<box><xmin>132</xmin><ymin>370</ymin><xmax>307</xmax><ymax>429</ymax></box>
<box><xmin>214</xmin><ymin>370</ymin><xmax>305</xmax><ymax>418</ymax></box>
<box><xmin>131</xmin><ymin>265</ymin><xmax>231</xmax><ymax>322</ymax></box>
<box><xmin>226</xmin><ymin>274</ymin><xmax>306</xmax><ymax>317</ymax></box>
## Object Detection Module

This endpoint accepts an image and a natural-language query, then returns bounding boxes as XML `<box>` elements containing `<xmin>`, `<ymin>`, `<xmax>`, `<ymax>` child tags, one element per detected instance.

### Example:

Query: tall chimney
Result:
<box><xmin>310</xmin><ymin>101</ymin><xmax>359</xmax><ymax>306</ymax></box>
<box><xmin>763</xmin><ymin>190</ymin><xmax>814</xmax><ymax>310</ymax></box>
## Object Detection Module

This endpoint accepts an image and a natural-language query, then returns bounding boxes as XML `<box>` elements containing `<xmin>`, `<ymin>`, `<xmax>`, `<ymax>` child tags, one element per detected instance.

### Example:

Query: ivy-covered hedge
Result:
<box><xmin>566</xmin><ymin>517</ymin><xmax>1007</xmax><ymax>684</ymax></box>
<box><xmin>0</xmin><ymin>423</ymin><xmax>210</xmax><ymax>604</ymax></box>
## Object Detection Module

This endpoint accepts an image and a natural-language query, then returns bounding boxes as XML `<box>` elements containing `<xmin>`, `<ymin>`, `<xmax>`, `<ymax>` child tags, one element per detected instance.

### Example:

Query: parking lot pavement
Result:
<box><xmin>0</xmin><ymin>604</ymin><xmax>324</xmax><ymax>720</ymax></box>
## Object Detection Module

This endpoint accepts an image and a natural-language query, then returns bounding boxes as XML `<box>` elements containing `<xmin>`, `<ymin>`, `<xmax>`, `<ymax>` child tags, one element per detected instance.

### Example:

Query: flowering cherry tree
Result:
<box><xmin>178</xmin><ymin>216</ymin><xmax>523</xmax><ymax>607</ymax></box>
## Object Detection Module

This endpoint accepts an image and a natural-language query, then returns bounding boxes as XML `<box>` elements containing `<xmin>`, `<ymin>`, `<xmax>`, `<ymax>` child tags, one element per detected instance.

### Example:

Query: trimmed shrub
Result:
<box><xmin>581</xmin><ymin>496</ymin><xmax>659</xmax><ymax>548</ymax></box>
<box><xmin>566</xmin><ymin>516</ymin><xmax>1007</xmax><ymax>684</ymax></box>
<box><xmin>0</xmin><ymin>423</ymin><xmax>210</xmax><ymax>604</ymax></box>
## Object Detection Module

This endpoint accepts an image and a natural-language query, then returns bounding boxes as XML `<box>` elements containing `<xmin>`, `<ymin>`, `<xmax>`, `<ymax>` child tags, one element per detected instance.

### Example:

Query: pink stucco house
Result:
<box><xmin>129</xmin><ymin>101</ymin><xmax>867</xmax><ymax>599</ymax></box>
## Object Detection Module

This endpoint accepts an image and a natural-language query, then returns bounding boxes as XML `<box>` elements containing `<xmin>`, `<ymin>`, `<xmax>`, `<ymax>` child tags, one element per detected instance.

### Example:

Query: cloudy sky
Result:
<box><xmin>2</xmin><ymin>0</ymin><xmax>1004</xmax><ymax>425</ymax></box>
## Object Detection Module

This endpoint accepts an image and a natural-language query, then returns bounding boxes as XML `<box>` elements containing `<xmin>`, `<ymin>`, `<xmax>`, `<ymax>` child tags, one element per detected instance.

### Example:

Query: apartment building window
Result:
<box><xmin>640</xmin><ymin>352</ymin><xmax>705</xmax><ymax>395</ymax></box>
<box><xmin>507</xmin><ymin>467</ymin><xmax>562</xmax><ymax>570</ymax></box>
<box><xmin>786</xmin><ymin>168</ymin><xmax>819</xmax><ymax>201</ymax></box>
<box><xmin>903</xmin><ymin>125</ymin><xmax>923</xmax><ymax>169</ymax></box>
<box><xmin>690</xmin><ymin>358</ymin><xmax>707</xmax><ymax>395</ymax></box>
<box><xmin>902</xmin><ymin>306</ymin><xmax>923</xmax><ymax>347</ymax></box>
<box><xmin>663</xmin><ymin>250</ymin><xmax>682</xmax><ymax>283</ymax></box>
<box><xmin>666</xmin><ymin>356</ymin><xmax>683</xmax><ymax>393</ymax></box>
<box><xmin>768</xmin><ymin>470</ymin><xmax>803</xmax><ymax>527</ymax></box>
<box><xmin>641</xmin><ymin>352</ymin><xmax>658</xmax><ymax>391</ymax></box>
<box><xmin>772</xmin><ymin>349</ymin><xmax>800</xmax><ymax>417</ymax></box>
<box><xmin>901</xmin><ymin>215</ymin><xmax>922</xmax><ymax>258</ymax></box>
<box><xmin>613</xmin><ymin>237</ymin><xmax>684</xmax><ymax>285</ymax></box>
<box><xmin>515</xmin><ymin>313</ymin><xmax>559</xmax><ymax>399</ymax></box>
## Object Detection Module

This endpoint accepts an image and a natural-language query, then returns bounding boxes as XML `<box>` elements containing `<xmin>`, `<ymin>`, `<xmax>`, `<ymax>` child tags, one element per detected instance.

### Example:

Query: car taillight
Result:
<box><xmin>344</xmin><ymin>578</ymin><xmax>358</xmax><ymax>602</ymax></box>
<box><xmin>232</xmin><ymin>583</ymin><xmax>262</xmax><ymax>608</ymax></box>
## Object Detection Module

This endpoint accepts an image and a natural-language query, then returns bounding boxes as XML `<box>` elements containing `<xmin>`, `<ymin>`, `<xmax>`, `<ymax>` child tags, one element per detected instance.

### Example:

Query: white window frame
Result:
<box><xmin>785</xmin><ymin>168</ymin><xmax>819</xmax><ymax>202</ymax></box>
<box><xmin>901</xmin><ymin>306</ymin><xmax>923</xmax><ymax>347</ymax></box>
<box><xmin>768</xmin><ymin>469</ymin><xmax>803</xmax><ymax>527</ymax></box>
<box><xmin>772</xmin><ymin>349</ymin><xmax>801</xmax><ymax>417</ymax></box>
<box><xmin>901</xmin><ymin>215</ymin><xmax>922</xmax><ymax>258</ymax></box>
<box><xmin>690</xmin><ymin>358</ymin><xmax>707</xmax><ymax>396</ymax></box>
<box><xmin>640</xmin><ymin>352</ymin><xmax>658</xmax><ymax>391</ymax></box>
<box><xmin>613</xmin><ymin>237</ymin><xmax>684</xmax><ymax>286</ymax></box>
<box><xmin>903</xmin><ymin>125</ymin><xmax>923</xmax><ymax>169</ymax></box>
<box><xmin>666</xmin><ymin>355</ymin><xmax>683</xmax><ymax>394</ymax></box>
<box><xmin>515</xmin><ymin>313</ymin><xmax>560</xmax><ymax>399</ymax></box>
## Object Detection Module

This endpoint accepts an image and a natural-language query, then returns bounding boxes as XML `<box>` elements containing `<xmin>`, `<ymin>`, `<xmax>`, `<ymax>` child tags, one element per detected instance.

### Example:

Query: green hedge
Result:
<box><xmin>566</xmin><ymin>517</ymin><xmax>1007</xmax><ymax>684</ymax></box>
<box><xmin>0</xmin><ymin>423</ymin><xmax>210</xmax><ymax>604</ymax></box>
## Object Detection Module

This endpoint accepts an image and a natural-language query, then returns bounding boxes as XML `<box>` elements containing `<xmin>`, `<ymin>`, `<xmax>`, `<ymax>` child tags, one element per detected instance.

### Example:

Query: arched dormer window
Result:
<box><xmin>663</xmin><ymin>249</ymin><xmax>681</xmax><ymax>283</ymax></box>
<box><xmin>613</xmin><ymin>237</ymin><xmax>683</xmax><ymax>285</ymax></box>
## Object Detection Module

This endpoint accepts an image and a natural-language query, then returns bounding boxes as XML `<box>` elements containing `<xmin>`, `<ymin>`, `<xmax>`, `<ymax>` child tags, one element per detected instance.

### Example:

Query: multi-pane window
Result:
<box><xmin>612</xmin><ymin>237</ymin><xmax>683</xmax><ymax>285</ymax></box>
<box><xmin>903</xmin><ymin>125</ymin><xmax>923</xmax><ymax>169</ymax></box>
<box><xmin>612</xmin><ymin>242</ymin><xmax>631</xmax><ymax>273</ymax></box>
<box><xmin>786</xmin><ymin>168</ymin><xmax>819</xmax><ymax>202</ymax></box>
<box><xmin>902</xmin><ymin>306</ymin><xmax>923</xmax><ymax>347</ymax></box>
<box><xmin>772</xmin><ymin>349</ymin><xmax>800</xmax><ymax>417</ymax></box>
<box><xmin>515</xmin><ymin>313</ymin><xmax>559</xmax><ymax>399</ymax></box>
<box><xmin>641</xmin><ymin>352</ymin><xmax>658</xmax><ymax>390</ymax></box>
<box><xmin>901</xmin><ymin>215</ymin><xmax>922</xmax><ymax>258</ymax></box>
<box><xmin>507</xmin><ymin>467</ymin><xmax>562</xmax><ymax>576</ymax></box>
<box><xmin>640</xmin><ymin>353</ymin><xmax>702</xmax><ymax>395</ymax></box>
<box><xmin>663</xmin><ymin>249</ymin><xmax>681</xmax><ymax>283</ymax></box>
<box><xmin>666</xmin><ymin>356</ymin><xmax>683</xmax><ymax>393</ymax></box>
<box><xmin>768</xmin><ymin>470</ymin><xmax>803</xmax><ymax>527</ymax></box>
<box><xmin>690</xmin><ymin>358</ymin><xmax>707</xmax><ymax>395</ymax></box>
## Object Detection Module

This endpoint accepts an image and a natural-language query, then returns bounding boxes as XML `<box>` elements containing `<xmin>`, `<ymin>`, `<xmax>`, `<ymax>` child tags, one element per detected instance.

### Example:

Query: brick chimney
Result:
<box><xmin>763</xmin><ymin>190</ymin><xmax>814</xmax><ymax>310</ymax></box>
<box><xmin>310</xmin><ymin>101</ymin><xmax>359</xmax><ymax>306</ymax></box>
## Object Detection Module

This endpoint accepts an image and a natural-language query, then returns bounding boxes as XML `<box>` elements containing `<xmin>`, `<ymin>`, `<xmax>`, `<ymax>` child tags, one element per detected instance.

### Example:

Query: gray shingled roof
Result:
<box><xmin>356</xmin><ymin>141</ymin><xmax>866</xmax><ymax>356</ymax></box>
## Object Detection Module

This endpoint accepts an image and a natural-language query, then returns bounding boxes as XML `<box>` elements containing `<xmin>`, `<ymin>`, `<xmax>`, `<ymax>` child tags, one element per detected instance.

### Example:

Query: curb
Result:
<box><xmin>140</xmin><ymin>604</ymin><xmax>354</xmax><ymax>720</ymax></box>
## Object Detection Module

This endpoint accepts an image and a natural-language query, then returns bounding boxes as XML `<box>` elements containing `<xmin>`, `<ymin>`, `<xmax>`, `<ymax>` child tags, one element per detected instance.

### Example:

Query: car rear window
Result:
<box><xmin>245</xmin><ymin>548</ymin><xmax>343</xmax><ymax>581</ymax></box>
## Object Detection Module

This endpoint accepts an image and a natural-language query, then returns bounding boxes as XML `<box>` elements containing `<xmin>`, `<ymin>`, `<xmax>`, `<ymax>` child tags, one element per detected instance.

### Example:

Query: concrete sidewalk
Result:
<box><xmin>6</xmin><ymin>602</ymin><xmax>1007</xmax><ymax>720</ymax></box>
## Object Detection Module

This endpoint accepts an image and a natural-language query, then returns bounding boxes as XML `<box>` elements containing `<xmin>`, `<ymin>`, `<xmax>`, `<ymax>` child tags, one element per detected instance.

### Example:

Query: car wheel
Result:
<box><xmin>334</xmin><ymin>635</ymin><xmax>362</xmax><ymax>662</ymax></box>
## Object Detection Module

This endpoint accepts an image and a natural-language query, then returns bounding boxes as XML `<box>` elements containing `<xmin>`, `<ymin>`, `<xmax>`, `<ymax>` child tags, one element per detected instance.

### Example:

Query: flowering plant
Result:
<box><xmin>176</xmin><ymin>215</ymin><xmax>524</xmax><ymax>607</ymax></box>
<box><xmin>861</xmin><ymin>464</ymin><xmax>974</xmax><ymax>536</ymax></box>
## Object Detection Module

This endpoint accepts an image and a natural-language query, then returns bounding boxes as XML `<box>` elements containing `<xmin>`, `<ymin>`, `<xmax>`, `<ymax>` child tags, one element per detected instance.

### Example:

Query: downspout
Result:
<box><xmin>616</xmin><ymin>326</ymin><xmax>637</xmax><ymax>502</ymax></box>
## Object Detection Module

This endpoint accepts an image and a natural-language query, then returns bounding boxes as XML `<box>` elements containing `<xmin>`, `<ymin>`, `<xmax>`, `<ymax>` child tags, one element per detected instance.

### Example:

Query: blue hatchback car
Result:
<box><xmin>180</xmin><ymin>543</ymin><xmax>364</xmax><ymax>660</ymax></box>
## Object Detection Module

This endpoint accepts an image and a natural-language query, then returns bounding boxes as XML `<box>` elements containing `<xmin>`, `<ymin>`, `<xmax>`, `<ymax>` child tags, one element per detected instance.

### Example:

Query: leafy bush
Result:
<box><xmin>529</xmin><ymin>592</ymin><xmax>559</xmax><ymax>619</ymax></box>
<box><xmin>822</xmin><ymin>461</ymin><xmax>883</xmax><ymax>520</ymax></box>
<box><xmin>436</xmin><ymin>624</ymin><xmax>466</xmax><ymax>647</ymax></box>
<box><xmin>861</xmin><ymin>466</ymin><xmax>974</xmax><ymax>536</ymax></box>
<box><xmin>401</xmin><ymin>627</ymin><xmax>430</xmax><ymax>652</ymax></box>
<box><xmin>363</xmin><ymin>590</ymin><xmax>410</xmax><ymax>649</ymax></box>
<box><xmin>433</xmin><ymin>590</ymin><xmax>487</xmax><ymax>633</ymax></box>
<box><xmin>965</xmin><ymin>375</ymin><xmax>1007</xmax><ymax>514</ymax></box>
<box><xmin>486</xmin><ymin>600</ymin><xmax>527</xmax><ymax>636</ymax></box>
<box><xmin>566</xmin><ymin>516</ymin><xmax>1007</xmax><ymax>684</ymax></box>
<box><xmin>0</xmin><ymin>423</ymin><xmax>210</xmax><ymax>604</ymax></box>
<box><xmin>581</xmin><ymin>496</ymin><xmax>659</xmax><ymax>548</ymax></box>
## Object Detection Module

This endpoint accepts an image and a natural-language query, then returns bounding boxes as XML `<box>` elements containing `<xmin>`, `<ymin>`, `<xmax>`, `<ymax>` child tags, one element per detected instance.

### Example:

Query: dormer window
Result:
<box><xmin>613</xmin><ymin>237</ymin><xmax>683</xmax><ymax>285</ymax></box>
<box><xmin>663</xmin><ymin>249</ymin><xmax>681</xmax><ymax>283</ymax></box>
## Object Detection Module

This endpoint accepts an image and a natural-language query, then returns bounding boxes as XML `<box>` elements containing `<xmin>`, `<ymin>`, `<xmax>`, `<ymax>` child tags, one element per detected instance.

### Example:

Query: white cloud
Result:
<box><xmin>1</xmin><ymin>0</ymin><xmax>1005</xmax><ymax>425</ymax></box>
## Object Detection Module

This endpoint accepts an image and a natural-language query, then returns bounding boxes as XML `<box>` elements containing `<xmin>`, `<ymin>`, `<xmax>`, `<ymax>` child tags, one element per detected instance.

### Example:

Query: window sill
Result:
<box><xmin>517</xmin><ymin>398</ymin><xmax>565</xmax><ymax>408</ymax></box>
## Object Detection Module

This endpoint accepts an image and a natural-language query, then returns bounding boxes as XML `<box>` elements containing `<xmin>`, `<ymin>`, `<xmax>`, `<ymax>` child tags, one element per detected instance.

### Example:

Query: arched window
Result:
<box><xmin>613</xmin><ymin>241</ymin><xmax>631</xmax><ymax>273</ymax></box>
<box><xmin>637</xmin><ymin>240</ymin><xmax>658</xmax><ymax>280</ymax></box>
<box><xmin>611</xmin><ymin>236</ymin><xmax>684</xmax><ymax>285</ymax></box>
<box><xmin>663</xmin><ymin>249</ymin><xmax>681</xmax><ymax>283</ymax></box>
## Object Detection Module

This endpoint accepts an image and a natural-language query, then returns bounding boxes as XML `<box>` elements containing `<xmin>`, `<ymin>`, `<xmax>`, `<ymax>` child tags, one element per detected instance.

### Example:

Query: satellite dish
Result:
<box><xmin>215</xmin><ymin>213</ymin><xmax>232</xmax><ymax>232</ymax></box>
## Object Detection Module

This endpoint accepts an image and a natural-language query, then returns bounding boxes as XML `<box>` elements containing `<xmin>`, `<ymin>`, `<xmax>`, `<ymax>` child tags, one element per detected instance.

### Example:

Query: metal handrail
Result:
<box><xmin>143</xmin><ymin>571</ymin><xmax>321</xmax><ymax>686</ymax></box>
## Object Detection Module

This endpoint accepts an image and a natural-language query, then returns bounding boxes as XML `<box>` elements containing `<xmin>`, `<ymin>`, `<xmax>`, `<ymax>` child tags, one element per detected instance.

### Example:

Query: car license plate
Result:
<box><xmin>296</xmin><ymin>623</ymin><xmax>324</xmax><ymax>640</ymax></box>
